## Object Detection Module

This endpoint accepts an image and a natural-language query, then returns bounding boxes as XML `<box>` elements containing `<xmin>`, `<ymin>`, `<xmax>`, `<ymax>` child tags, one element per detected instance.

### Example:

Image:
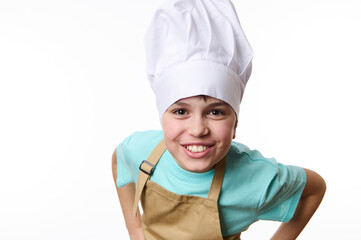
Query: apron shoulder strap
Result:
<box><xmin>208</xmin><ymin>156</ymin><xmax>226</xmax><ymax>201</ymax></box>
<box><xmin>133</xmin><ymin>139</ymin><xmax>167</xmax><ymax>217</ymax></box>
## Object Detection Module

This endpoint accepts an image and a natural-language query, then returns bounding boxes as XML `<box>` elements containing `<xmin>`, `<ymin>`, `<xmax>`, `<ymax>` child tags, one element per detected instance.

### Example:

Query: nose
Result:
<box><xmin>187</xmin><ymin>115</ymin><xmax>209</xmax><ymax>137</ymax></box>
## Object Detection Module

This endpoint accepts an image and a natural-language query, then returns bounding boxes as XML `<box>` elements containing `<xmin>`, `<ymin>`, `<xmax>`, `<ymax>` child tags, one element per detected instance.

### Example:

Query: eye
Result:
<box><xmin>173</xmin><ymin>109</ymin><xmax>187</xmax><ymax>115</ymax></box>
<box><xmin>209</xmin><ymin>109</ymin><xmax>224</xmax><ymax>116</ymax></box>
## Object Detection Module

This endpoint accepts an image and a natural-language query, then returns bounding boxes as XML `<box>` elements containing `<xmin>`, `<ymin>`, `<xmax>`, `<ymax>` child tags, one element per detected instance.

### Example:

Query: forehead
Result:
<box><xmin>172</xmin><ymin>95</ymin><xmax>231</xmax><ymax>108</ymax></box>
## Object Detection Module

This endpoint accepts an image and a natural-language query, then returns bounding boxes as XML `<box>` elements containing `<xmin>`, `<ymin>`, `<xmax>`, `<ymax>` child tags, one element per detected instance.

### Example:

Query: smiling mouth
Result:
<box><xmin>185</xmin><ymin>145</ymin><xmax>209</xmax><ymax>153</ymax></box>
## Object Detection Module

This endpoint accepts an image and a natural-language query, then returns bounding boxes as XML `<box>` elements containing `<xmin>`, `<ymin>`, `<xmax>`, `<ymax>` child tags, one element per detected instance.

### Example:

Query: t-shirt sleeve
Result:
<box><xmin>116</xmin><ymin>144</ymin><xmax>131</xmax><ymax>188</ymax></box>
<box><xmin>115</xmin><ymin>135</ymin><xmax>140</xmax><ymax>188</ymax></box>
<box><xmin>257</xmin><ymin>163</ymin><xmax>307</xmax><ymax>222</ymax></box>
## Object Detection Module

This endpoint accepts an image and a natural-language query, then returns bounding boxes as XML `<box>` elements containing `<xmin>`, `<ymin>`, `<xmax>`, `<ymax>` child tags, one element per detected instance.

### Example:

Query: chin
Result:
<box><xmin>181</xmin><ymin>161</ymin><xmax>214</xmax><ymax>173</ymax></box>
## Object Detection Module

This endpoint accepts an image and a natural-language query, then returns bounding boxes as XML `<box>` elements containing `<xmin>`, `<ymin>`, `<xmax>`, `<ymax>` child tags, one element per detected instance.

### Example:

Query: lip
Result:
<box><xmin>181</xmin><ymin>143</ymin><xmax>214</xmax><ymax>159</ymax></box>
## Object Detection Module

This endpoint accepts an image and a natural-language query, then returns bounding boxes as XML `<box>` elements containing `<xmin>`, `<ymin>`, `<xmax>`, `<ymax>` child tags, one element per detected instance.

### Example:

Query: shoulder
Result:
<box><xmin>222</xmin><ymin>142</ymin><xmax>306</xmax><ymax>205</ymax></box>
<box><xmin>227</xmin><ymin>141</ymin><xmax>278</xmax><ymax>169</ymax></box>
<box><xmin>225</xmin><ymin>142</ymin><xmax>292</xmax><ymax>186</ymax></box>
<box><xmin>121</xmin><ymin>130</ymin><xmax>163</xmax><ymax>146</ymax></box>
<box><xmin>225</xmin><ymin>141</ymin><xmax>306</xmax><ymax>187</ymax></box>
<box><xmin>117</xmin><ymin>130</ymin><xmax>164</xmax><ymax>159</ymax></box>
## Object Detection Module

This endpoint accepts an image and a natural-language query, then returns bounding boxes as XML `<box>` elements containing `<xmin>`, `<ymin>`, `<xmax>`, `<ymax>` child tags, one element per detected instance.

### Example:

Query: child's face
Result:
<box><xmin>162</xmin><ymin>95</ymin><xmax>237</xmax><ymax>173</ymax></box>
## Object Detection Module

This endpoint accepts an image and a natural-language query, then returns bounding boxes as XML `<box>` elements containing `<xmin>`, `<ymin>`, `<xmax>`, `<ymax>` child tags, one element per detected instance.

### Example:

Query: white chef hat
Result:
<box><xmin>145</xmin><ymin>0</ymin><xmax>253</xmax><ymax>119</ymax></box>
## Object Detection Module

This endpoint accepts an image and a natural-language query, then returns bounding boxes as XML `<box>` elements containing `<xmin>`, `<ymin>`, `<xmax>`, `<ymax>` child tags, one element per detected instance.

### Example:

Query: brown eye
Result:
<box><xmin>173</xmin><ymin>109</ymin><xmax>187</xmax><ymax>115</ymax></box>
<box><xmin>209</xmin><ymin>109</ymin><xmax>224</xmax><ymax>116</ymax></box>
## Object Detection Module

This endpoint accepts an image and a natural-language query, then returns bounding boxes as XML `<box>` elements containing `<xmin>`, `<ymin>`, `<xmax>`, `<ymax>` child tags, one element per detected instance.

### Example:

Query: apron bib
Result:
<box><xmin>133</xmin><ymin>140</ymin><xmax>241</xmax><ymax>240</ymax></box>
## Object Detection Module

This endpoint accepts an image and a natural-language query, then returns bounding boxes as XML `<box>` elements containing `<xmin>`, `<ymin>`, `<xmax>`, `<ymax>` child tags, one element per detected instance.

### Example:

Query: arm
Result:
<box><xmin>112</xmin><ymin>149</ymin><xmax>144</xmax><ymax>240</ymax></box>
<box><xmin>271</xmin><ymin>168</ymin><xmax>326</xmax><ymax>240</ymax></box>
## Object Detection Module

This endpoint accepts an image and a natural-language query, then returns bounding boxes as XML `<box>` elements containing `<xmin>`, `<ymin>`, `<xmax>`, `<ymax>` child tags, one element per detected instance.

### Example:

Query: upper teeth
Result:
<box><xmin>186</xmin><ymin>145</ymin><xmax>208</xmax><ymax>153</ymax></box>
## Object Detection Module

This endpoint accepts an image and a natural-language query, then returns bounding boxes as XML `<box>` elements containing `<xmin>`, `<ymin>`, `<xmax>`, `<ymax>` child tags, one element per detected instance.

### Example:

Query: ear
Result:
<box><xmin>232</xmin><ymin>119</ymin><xmax>238</xmax><ymax>139</ymax></box>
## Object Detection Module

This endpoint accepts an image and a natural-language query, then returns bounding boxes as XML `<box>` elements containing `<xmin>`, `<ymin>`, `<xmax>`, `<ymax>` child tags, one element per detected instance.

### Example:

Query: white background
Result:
<box><xmin>1</xmin><ymin>0</ymin><xmax>360</xmax><ymax>239</ymax></box>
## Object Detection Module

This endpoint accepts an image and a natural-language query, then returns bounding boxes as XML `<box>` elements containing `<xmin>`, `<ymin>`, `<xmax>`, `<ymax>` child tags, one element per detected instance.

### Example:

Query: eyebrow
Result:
<box><xmin>207</xmin><ymin>102</ymin><xmax>229</xmax><ymax>108</ymax></box>
<box><xmin>172</xmin><ymin>101</ymin><xmax>190</xmax><ymax>107</ymax></box>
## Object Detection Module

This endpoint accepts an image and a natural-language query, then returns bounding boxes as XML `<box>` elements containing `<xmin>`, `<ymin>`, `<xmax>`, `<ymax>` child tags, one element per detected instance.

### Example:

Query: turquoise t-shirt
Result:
<box><xmin>116</xmin><ymin>130</ymin><xmax>307</xmax><ymax>237</ymax></box>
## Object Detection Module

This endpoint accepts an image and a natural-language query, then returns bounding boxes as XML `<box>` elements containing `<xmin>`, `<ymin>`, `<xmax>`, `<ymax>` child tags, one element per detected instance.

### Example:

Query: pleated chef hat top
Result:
<box><xmin>145</xmin><ymin>0</ymin><xmax>253</xmax><ymax>119</ymax></box>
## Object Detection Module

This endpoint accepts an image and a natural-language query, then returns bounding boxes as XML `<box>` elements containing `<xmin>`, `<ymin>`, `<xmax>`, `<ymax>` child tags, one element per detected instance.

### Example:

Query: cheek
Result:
<box><xmin>162</xmin><ymin>118</ymin><xmax>181</xmax><ymax>140</ymax></box>
<box><xmin>215</xmin><ymin>121</ymin><xmax>236</xmax><ymax>142</ymax></box>
<box><xmin>161</xmin><ymin>115</ymin><xmax>171</xmax><ymax>132</ymax></box>
<box><xmin>162</xmin><ymin>124</ymin><xmax>172</xmax><ymax>141</ymax></box>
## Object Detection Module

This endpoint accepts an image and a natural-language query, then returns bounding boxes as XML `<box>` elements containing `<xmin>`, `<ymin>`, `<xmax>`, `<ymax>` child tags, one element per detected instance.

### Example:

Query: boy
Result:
<box><xmin>112</xmin><ymin>0</ymin><xmax>326</xmax><ymax>239</ymax></box>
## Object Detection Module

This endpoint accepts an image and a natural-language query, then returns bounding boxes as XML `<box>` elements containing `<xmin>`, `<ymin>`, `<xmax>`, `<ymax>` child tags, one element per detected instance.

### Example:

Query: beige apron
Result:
<box><xmin>133</xmin><ymin>140</ymin><xmax>241</xmax><ymax>240</ymax></box>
